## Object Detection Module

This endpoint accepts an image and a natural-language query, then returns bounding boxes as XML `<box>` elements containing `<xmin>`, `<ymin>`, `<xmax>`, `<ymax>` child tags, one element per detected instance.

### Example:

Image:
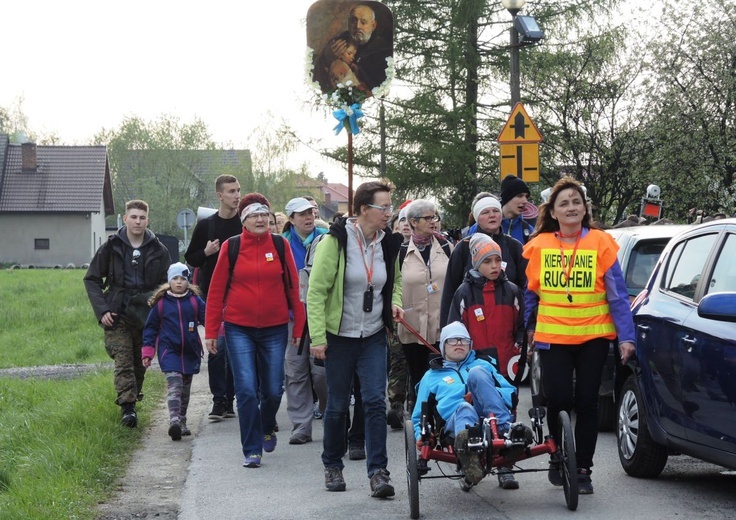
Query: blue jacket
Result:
<box><xmin>411</xmin><ymin>350</ymin><xmax>516</xmax><ymax>441</ymax></box>
<box><xmin>142</xmin><ymin>291</ymin><xmax>206</xmax><ymax>374</ymax></box>
<box><xmin>282</xmin><ymin>226</ymin><xmax>329</xmax><ymax>271</ymax></box>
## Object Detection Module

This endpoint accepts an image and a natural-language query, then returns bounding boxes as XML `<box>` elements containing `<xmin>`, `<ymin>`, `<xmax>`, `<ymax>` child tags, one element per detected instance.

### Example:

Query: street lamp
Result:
<box><xmin>500</xmin><ymin>0</ymin><xmax>544</xmax><ymax>107</ymax></box>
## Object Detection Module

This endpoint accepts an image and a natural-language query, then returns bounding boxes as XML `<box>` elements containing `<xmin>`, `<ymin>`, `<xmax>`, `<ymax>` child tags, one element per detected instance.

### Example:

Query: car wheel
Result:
<box><xmin>617</xmin><ymin>376</ymin><xmax>668</xmax><ymax>477</ymax></box>
<box><xmin>597</xmin><ymin>395</ymin><xmax>616</xmax><ymax>432</ymax></box>
<box><xmin>530</xmin><ymin>349</ymin><xmax>547</xmax><ymax>406</ymax></box>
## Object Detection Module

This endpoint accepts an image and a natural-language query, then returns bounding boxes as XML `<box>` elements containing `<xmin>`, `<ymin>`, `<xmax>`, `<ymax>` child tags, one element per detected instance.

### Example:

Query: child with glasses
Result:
<box><xmin>411</xmin><ymin>321</ymin><xmax>517</xmax><ymax>488</ymax></box>
<box><xmin>142</xmin><ymin>263</ymin><xmax>206</xmax><ymax>441</ymax></box>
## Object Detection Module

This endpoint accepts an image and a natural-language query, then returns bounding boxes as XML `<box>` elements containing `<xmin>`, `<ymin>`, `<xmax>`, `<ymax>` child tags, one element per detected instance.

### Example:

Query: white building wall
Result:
<box><xmin>0</xmin><ymin>212</ymin><xmax>101</xmax><ymax>267</ymax></box>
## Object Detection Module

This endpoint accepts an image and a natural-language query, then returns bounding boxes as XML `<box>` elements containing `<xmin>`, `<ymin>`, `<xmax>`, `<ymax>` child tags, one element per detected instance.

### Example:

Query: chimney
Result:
<box><xmin>325</xmin><ymin>192</ymin><xmax>332</xmax><ymax>205</ymax></box>
<box><xmin>22</xmin><ymin>142</ymin><xmax>37</xmax><ymax>172</ymax></box>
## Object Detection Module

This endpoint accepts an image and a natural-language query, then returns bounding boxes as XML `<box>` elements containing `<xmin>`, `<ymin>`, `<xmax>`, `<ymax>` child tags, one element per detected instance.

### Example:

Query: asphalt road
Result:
<box><xmin>176</xmin><ymin>377</ymin><xmax>736</xmax><ymax>520</ymax></box>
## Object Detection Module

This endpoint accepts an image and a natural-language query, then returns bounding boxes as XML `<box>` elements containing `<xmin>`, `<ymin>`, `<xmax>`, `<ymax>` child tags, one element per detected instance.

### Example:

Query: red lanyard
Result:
<box><xmin>556</xmin><ymin>230</ymin><xmax>581</xmax><ymax>303</ymax></box>
<box><xmin>354</xmin><ymin>222</ymin><xmax>378</xmax><ymax>285</ymax></box>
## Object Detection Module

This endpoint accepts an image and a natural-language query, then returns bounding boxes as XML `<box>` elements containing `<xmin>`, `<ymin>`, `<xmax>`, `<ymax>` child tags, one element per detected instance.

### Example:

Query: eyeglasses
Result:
<box><xmin>445</xmin><ymin>338</ymin><xmax>471</xmax><ymax>346</ymax></box>
<box><xmin>414</xmin><ymin>215</ymin><xmax>440</xmax><ymax>222</ymax></box>
<box><xmin>367</xmin><ymin>204</ymin><xmax>394</xmax><ymax>213</ymax></box>
<box><xmin>132</xmin><ymin>249</ymin><xmax>141</xmax><ymax>268</ymax></box>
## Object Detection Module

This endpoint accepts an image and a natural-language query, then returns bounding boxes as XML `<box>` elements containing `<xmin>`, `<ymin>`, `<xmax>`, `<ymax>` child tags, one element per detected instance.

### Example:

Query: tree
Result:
<box><xmin>642</xmin><ymin>1</ymin><xmax>736</xmax><ymax>218</ymax></box>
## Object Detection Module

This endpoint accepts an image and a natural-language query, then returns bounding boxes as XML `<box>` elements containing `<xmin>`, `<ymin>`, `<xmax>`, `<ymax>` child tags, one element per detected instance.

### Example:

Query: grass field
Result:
<box><xmin>0</xmin><ymin>270</ymin><xmax>167</xmax><ymax>519</ymax></box>
<box><xmin>0</xmin><ymin>270</ymin><xmax>110</xmax><ymax>368</ymax></box>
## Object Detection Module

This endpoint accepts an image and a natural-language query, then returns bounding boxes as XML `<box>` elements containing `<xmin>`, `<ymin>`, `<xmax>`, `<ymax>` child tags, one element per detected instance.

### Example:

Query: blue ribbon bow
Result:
<box><xmin>333</xmin><ymin>103</ymin><xmax>364</xmax><ymax>135</ymax></box>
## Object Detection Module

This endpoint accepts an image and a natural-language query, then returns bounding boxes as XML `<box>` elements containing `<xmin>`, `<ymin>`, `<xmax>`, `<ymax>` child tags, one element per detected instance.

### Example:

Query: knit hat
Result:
<box><xmin>439</xmin><ymin>321</ymin><xmax>472</xmax><ymax>359</ymax></box>
<box><xmin>500</xmin><ymin>175</ymin><xmax>530</xmax><ymax>207</ymax></box>
<box><xmin>167</xmin><ymin>262</ymin><xmax>190</xmax><ymax>283</ymax></box>
<box><xmin>472</xmin><ymin>196</ymin><xmax>502</xmax><ymax>223</ymax></box>
<box><xmin>469</xmin><ymin>234</ymin><xmax>502</xmax><ymax>271</ymax></box>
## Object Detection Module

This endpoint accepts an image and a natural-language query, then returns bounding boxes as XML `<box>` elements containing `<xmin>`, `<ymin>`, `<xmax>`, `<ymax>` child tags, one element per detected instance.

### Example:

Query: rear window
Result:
<box><xmin>624</xmin><ymin>240</ymin><xmax>669</xmax><ymax>297</ymax></box>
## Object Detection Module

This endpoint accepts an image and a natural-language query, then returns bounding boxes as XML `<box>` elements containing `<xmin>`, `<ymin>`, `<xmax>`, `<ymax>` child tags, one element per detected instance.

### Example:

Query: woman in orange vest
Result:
<box><xmin>523</xmin><ymin>176</ymin><xmax>635</xmax><ymax>495</ymax></box>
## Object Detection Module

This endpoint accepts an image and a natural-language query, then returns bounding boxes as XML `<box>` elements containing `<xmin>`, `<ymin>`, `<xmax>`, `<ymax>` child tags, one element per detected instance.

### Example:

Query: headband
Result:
<box><xmin>241</xmin><ymin>203</ymin><xmax>270</xmax><ymax>223</ymax></box>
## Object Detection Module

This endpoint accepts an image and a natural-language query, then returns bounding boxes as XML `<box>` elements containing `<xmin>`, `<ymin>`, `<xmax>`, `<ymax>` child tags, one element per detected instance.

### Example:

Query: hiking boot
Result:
<box><xmin>497</xmin><ymin>466</ymin><xmax>519</xmax><ymax>490</ymax></box>
<box><xmin>224</xmin><ymin>402</ymin><xmax>236</xmax><ymax>418</ymax></box>
<box><xmin>243</xmin><ymin>454</ymin><xmax>261</xmax><ymax>468</ymax></box>
<box><xmin>289</xmin><ymin>433</ymin><xmax>312</xmax><ymax>445</ymax></box>
<box><xmin>548</xmin><ymin>453</ymin><xmax>563</xmax><ymax>487</ymax></box>
<box><xmin>577</xmin><ymin>468</ymin><xmax>594</xmax><ymax>494</ymax></box>
<box><xmin>348</xmin><ymin>444</ymin><xmax>366</xmax><ymax>460</ymax></box>
<box><xmin>208</xmin><ymin>401</ymin><xmax>226</xmax><ymax>421</ymax></box>
<box><xmin>369</xmin><ymin>468</ymin><xmax>395</xmax><ymax>498</ymax></box>
<box><xmin>168</xmin><ymin>420</ymin><xmax>182</xmax><ymax>441</ymax></box>
<box><xmin>386</xmin><ymin>403</ymin><xmax>404</xmax><ymax>430</ymax></box>
<box><xmin>121</xmin><ymin>404</ymin><xmax>137</xmax><ymax>428</ymax></box>
<box><xmin>324</xmin><ymin>467</ymin><xmax>346</xmax><ymax>491</ymax></box>
<box><xmin>458</xmin><ymin>477</ymin><xmax>474</xmax><ymax>492</ymax></box>
<box><xmin>263</xmin><ymin>432</ymin><xmax>277</xmax><ymax>453</ymax></box>
<box><xmin>180</xmin><ymin>418</ymin><xmax>191</xmax><ymax>436</ymax></box>
<box><xmin>455</xmin><ymin>430</ymin><xmax>484</xmax><ymax>485</ymax></box>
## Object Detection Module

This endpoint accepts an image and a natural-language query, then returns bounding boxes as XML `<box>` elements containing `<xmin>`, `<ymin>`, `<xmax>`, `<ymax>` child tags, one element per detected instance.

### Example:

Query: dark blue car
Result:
<box><xmin>616</xmin><ymin>219</ymin><xmax>736</xmax><ymax>477</ymax></box>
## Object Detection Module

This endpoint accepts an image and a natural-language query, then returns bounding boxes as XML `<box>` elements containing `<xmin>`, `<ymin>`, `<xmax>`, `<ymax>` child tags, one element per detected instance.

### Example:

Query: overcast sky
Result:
<box><xmin>1</xmin><ymin>0</ymin><xmax>654</xmax><ymax>185</ymax></box>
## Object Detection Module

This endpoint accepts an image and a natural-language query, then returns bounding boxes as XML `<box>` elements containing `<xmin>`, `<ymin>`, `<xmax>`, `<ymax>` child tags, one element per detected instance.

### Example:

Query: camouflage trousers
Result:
<box><xmin>165</xmin><ymin>372</ymin><xmax>193</xmax><ymax>423</ymax></box>
<box><xmin>387</xmin><ymin>331</ymin><xmax>409</xmax><ymax>406</ymax></box>
<box><xmin>104</xmin><ymin>319</ymin><xmax>146</xmax><ymax>406</ymax></box>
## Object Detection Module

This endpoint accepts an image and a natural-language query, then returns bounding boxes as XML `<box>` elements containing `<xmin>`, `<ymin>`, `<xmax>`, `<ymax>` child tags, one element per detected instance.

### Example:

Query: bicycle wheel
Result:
<box><xmin>404</xmin><ymin>419</ymin><xmax>420</xmax><ymax>519</ymax></box>
<box><xmin>558</xmin><ymin>411</ymin><xmax>578</xmax><ymax>511</ymax></box>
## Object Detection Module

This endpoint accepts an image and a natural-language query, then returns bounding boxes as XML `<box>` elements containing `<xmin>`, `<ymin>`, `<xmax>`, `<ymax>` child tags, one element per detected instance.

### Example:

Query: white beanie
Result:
<box><xmin>472</xmin><ymin>196</ymin><xmax>502</xmax><ymax>223</ymax></box>
<box><xmin>439</xmin><ymin>321</ymin><xmax>472</xmax><ymax>359</ymax></box>
<box><xmin>167</xmin><ymin>262</ymin><xmax>190</xmax><ymax>283</ymax></box>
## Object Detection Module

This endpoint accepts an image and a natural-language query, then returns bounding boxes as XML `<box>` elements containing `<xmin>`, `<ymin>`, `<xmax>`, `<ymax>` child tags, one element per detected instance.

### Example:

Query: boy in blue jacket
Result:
<box><xmin>412</xmin><ymin>321</ymin><xmax>520</xmax><ymax>488</ymax></box>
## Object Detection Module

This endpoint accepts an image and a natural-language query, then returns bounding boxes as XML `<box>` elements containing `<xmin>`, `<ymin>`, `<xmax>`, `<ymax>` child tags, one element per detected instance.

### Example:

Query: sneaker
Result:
<box><xmin>454</xmin><ymin>430</ymin><xmax>484</xmax><ymax>485</ymax></box>
<box><xmin>386</xmin><ymin>403</ymin><xmax>404</xmax><ymax>430</ymax></box>
<box><xmin>548</xmin><ymin>454</ymin><xmax>563</xmax><ymax>487</ymax></box>
<box><xmin>313</xmin><ymin>402</ymin><xmax>323</xmax><ymax>420</ymax></box>
<box><xmin>348</xmin><ymin>444</ymin><xmax>366</xmax><ymax>460</ymax></box>
<box><xmin>497</xmin><ymin>466</ymin><xmax>519</xmax><ymax>490</ymax></box>
<box><xmin>224</xmin><ymin>402</ymin><xmax>236</xmax><ymax>418</ymax></box>
<box><xmin>208</xmin><ymin>401</ymin><xmax>226</xmax><ymax>421</ymax></box>
<box><xmin>458</xmin><ymin>477</ymin><xmax>474</xmax><ymax>492</ymax></box>
<box><xmin>577</xmin><ymin>468</ymin><xmax>594</xmax><ymax>494</ymax></box>
<box><xmin>289</xmin><ymin>433</ymin><xmax>312</xmax><ymax>445</ymax></box>
<box><xmin>263</xmin><ymin>432</ymin><xmax>277</xmax><ymax>453</ymax></box>
<box><xmin>369</xmin><ymin>468</ymin><xmax>395</xmax><ymax>498</ymax></box>
<box><xmin>243</xmin><ymin>454</ymin><xmax>261</xmax><ymax>468</ymax></box>
<box><xmin>121</xmin><ymin>404</ymin><xmax>137</xmax><ymax>428</ymax></box>
<box><xmin>168</xmin><ymin>420</ymin><xmax>182</xmax><ymax>441</ymax></box>
<box><xmin>180</xmin><ymin>418</ymin><xmax>191</xmax><ymax>436</ymax></box>
<box><xmin>324</xmin><ymin>467</ymin><xmax>346</xmax><ymax>492</ymax></box>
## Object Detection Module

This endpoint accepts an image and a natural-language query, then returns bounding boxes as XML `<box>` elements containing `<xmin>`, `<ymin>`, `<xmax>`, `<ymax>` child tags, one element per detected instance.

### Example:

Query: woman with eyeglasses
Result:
<box><xmin>307</xmin><ymin>180</ymin><xmax>404</xmax><ymax>497</ymax></box>
<box><xmin>394</xmin><ymin>200</ymin><xmax>453</xmax><ymax>425</ymax></box>
<box><xmin>204</xmin><ymin>193</ymin><xmax>305</xmax><ymax>469</ymax></box>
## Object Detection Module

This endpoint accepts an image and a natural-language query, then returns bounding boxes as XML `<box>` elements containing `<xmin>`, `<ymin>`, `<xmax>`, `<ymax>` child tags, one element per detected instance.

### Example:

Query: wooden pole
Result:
<box><xmin>347</xmin><ymin>128</ymin><xmax>354</xmax><ymax>216</ymax></box>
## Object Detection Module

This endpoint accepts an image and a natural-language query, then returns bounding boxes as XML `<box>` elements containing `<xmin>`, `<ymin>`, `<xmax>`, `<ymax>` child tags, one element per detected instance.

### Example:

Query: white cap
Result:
<box><xmin>167</xmin><ymin>262</ymin><xmax>190</xmax><ymax>283</ymax></box>
<box><xmin>285</xmin><ymin>197</ymin><xmax>315</xmax><ymax>217</ymax></box>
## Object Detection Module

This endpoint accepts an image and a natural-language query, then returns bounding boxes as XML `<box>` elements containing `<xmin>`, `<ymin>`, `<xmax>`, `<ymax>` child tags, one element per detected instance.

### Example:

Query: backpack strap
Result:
<box><xmin>208</xmin><ymin>215</ymin><xmax>217</xmax><ymax>241</ymax></box>
<box><xmin>223</xmin><ymin>235</ymin><xmax>241</xmax><ymax>304</ymax></box>
<box><xmin>189</xmin><ymin>294</ymin><xmax>199</xmax><ymax>325</ymax></box>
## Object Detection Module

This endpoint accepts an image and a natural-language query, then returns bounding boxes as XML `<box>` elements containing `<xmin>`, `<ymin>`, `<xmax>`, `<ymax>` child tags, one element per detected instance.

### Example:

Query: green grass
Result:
<box><xmin>0</xmin><ymin>270</ymin><xmax>109</xmax><ymax>368</ymax></box>
<box><xmin>0</xmin><ymin>370</ymin><xmax>165</xmax><ymax>520</ymax></box>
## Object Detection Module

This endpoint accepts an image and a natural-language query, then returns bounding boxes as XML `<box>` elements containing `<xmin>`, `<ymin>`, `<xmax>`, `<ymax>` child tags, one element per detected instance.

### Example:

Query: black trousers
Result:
<box><xmin>539</xmin><ymin>338</ymin><xmax>609</xmax><ymax>470</ymax></box>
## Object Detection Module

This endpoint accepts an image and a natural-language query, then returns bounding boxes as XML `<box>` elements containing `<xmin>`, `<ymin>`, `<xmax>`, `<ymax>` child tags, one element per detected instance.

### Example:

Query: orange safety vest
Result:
<box><xmin>523</xmin><ymin>229</ymin><xmax>619</xmax><ymax>345</ymax></box>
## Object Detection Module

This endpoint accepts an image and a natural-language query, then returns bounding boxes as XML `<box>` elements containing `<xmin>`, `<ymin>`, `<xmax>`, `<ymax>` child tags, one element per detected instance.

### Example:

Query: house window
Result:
<box><xmin>35</xmin><ymin>238</ymin><xmax>50</xmax><ymax>250</ymax></box>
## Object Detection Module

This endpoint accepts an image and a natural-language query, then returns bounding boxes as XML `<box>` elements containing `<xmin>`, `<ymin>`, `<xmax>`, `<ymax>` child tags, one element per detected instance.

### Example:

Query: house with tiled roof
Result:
<box><xmin>0</xmin><ymin>135</ymin><xmax>113</xmax><ymax>266</ymax></box>
<box><xmin>321</xmin><ymin>182</ymin><xmax>350</xmax><ymax>219</ymax></box>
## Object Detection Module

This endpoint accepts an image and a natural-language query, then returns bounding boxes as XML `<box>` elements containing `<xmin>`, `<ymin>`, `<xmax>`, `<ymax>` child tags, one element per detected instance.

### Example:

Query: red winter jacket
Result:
<box><xmin>204</xmin><ymin>228</ymin><xmax>305</xmax><ymax>340</ymax></box>
<box><xmin>446</xmin><ymin>269</ymin><xmax>524</xmax><ymax>376</ymax></box>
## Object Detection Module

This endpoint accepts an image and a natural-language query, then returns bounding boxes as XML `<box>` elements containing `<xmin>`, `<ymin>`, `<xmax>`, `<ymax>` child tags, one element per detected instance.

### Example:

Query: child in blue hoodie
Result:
<box><xmin>412</xmin><ymin>321</ymin><xmax>519</xmax><ymax>488</ymax></box>
<box><xmin>143</xmin><ymin>263</ymin><xmax>206</xmax><ymax>441</ymax></box>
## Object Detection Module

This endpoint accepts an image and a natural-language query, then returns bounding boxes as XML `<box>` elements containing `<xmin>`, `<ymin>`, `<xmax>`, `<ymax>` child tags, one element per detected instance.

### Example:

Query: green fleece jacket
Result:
<box><xmin>307</xmin><ymin>228</ymin><xmax>402</xmax><ymax>346</ymax></box>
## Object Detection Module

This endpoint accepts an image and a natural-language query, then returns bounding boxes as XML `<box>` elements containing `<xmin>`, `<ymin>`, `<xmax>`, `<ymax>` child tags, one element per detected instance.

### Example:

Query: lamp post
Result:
<box><xmin>501</xmin><ymin>0</ymin><xmax>526</xmax><ymax>108</ymax></box>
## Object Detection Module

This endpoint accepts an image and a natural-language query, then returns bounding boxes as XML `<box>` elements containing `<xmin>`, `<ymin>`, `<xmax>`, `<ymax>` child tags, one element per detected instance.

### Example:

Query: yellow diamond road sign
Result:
<box><xmin>498</xmin><ymin>103</ymin><xmax>543</xmax><ymax>144</ymax></box>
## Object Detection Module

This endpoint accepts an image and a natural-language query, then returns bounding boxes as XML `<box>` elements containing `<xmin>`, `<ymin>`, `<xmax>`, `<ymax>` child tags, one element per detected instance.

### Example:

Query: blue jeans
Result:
<box><xmin>446</xmin><ymin>366</ymin><xmax>513</xmax><ymax>437</ymax></box>
<box><xmin>323</xmin><ymin>330</ymin><xmax>388</xmax><ymax>477</ymax></box>
<box><xmin>224</xmin><ymin>323</ymin><xmax>288</xmax><ymax>458</ymax></box>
